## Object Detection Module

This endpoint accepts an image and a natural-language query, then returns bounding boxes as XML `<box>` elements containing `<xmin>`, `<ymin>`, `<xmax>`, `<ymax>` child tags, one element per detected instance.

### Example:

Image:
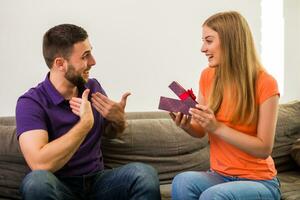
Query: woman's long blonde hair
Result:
<box><xmin>203</xmin><ymin>11</ymin><xmax>262</xmax><ymax>125</ymax></box>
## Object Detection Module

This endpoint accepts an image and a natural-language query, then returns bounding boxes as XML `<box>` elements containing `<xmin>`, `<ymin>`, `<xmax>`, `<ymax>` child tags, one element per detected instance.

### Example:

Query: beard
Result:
<box><xmin>65</xmin><ymin>64</ymin><xmax>87</xmax><ymax>93</ymax></box>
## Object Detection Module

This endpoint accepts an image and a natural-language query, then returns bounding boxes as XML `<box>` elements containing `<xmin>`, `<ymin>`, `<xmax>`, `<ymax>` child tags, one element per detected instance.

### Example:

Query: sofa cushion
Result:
<box><xmin>277</xmin><ymin>171</ymin><xmax>300</xmax><ymax>200</ymax></box>
<box><xmin>291</xmin><ymin>139</ymin><xmax>300</xmax><ymax>167</ymax></box>
<box><xmin>0</xmin><ymin>124</ymin><xmax>29</xmax><ymax>199</ymax></box>
<box><xmin>272</xmin><ymin>101</ymin><xmax>300</xmax><ymax>172</ymax></box>
<box><xmin>102</xmin><ymin>114</ymin><xmax>210</xmax><ymax>184</ymax></box>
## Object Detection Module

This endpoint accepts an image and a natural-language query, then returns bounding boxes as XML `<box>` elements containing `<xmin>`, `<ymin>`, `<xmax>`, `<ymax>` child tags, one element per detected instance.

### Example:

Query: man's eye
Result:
<box><xmin>82</xmin><ymin>54</ymin><xmax>89</xmax><ymax>59</ymax></box>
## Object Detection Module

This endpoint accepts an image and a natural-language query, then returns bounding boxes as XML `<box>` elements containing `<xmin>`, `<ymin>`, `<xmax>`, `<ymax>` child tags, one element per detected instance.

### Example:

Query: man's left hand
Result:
<box><xmin>91</xmin><ymin>92</ymin><xmax>131</xmax><ymax>123</ymax></box>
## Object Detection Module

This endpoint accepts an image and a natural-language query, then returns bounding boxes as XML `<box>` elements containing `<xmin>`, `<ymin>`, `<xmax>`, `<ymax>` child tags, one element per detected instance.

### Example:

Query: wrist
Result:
<box><xmin>113</xmin><ymin>117</ymin><xmax>127</xmax><ymax>132</ymax></box>
<box><xmin>79</xmin><ymin>117</ymin><xmax>94</xmax><ymax>131</ymax></box>
<box><xmin>213</xmin><ymin>122</ymin><xmax>225</xmax><ymax>136</ymax></box>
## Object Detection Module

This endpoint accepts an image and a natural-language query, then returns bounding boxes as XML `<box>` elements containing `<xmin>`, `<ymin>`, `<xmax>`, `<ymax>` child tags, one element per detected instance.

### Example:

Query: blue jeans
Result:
<box><xmin>20</xmin><ymin>162</ymin><xmax>161</xmax><ymax>200</ymax></box>
<box><xmin>172</xmin><ymin>170</ymin><xmax>281</xmax><ymax>200</ymax></box>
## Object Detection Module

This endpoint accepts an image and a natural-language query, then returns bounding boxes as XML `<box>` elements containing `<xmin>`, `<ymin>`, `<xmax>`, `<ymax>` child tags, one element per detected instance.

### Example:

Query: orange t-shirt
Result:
<box><xmin>200</xmin><ymin>67</ymin><xmax>280</xmax><ymax>180</ymax></box>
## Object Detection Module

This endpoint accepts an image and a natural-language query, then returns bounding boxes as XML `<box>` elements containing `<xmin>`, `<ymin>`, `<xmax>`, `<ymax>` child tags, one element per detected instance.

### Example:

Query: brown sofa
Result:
<box><xmin>0</xmin><ymin>101</ymin><xmax>299</xmax><ymax>199</ymax></box>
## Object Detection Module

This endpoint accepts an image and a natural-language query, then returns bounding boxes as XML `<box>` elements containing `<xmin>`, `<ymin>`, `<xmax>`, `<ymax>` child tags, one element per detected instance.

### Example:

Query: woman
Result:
<box><xmin>171</xmin><ymin>11</ymin><xmax>281</xmax><ymax>200</ymax></box>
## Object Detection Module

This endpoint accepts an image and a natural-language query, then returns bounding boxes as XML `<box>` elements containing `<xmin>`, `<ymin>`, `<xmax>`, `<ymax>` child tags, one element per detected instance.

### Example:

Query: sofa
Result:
<box><xmin>0</xmin><ymin>101</ymin><xmax>299</xmax><ymax>200</ymax></box>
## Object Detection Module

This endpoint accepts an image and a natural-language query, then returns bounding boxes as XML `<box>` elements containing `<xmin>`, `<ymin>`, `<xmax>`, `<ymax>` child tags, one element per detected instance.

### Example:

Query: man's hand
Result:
<box><xmin>91</xmin><ymin>92</ymin><xmax>131</xmax><ymax>123</ymax></box>
<box><xmin>69</xmin><ymin>89</ymin><xmax>94</xmax><ymax>130</ymax></box>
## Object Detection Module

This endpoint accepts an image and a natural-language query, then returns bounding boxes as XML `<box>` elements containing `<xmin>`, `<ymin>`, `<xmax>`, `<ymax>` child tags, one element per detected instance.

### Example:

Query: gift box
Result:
<box><xmin>158</xmin><ymin>81</ymin><xmax>197</xmax><ymax>115</ymax></box>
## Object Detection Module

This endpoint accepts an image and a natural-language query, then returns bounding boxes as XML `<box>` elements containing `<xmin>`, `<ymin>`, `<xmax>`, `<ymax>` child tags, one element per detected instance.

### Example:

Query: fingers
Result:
<box><xmin>189</xmin><ymin>108</ymin><xmax>208</xmax><ymax>124</ymax></box>
<box><xmin>91</xmin><ymin>93</ymin><xmax>108</xmax><ymax>111</ymax></box>
<box><xmin>120</xmin><ymin>92</ymin><xmax>131</xmax><ymax>108</ymax></box>
<box><xmin>190</xmin><ymin>104</ymin><xmax>212</xmax><ymax>120</ymax></box>
<box><xmin>170</xmin><ymin>112</ymin><xmax>191</xmax><ymax>131</ymax></box>
<box><xmin>71</xmin><ymin>108</ymin><xmax>80</xmax><ymax>116</ymax></box>
<box><xmin>174</xmin><ymin>112</ymin><xmax>183</xmax><ymax>126</ymax></box>
<box><xmin>189</xmin><ymin>105</ymin><xmax>218</xmax><ymax>132</ymax></box>
<box><xmin>69</xmin><ymin>89</ymin><xmax>92</xmax><ymax>117</ymax></box>
<box><xmin>92</xmin><ymin>92</ymin><xmax>110</xmax><ymax>105</ymax></box>
<box><xmin>70</xmin><ymin>97</ymin><xmax>82</xmax><ymax>116</ymax></box>
<box><xmin>70</xmin><ymin>97</ymin><xmax>82</xmax><ymax>107</ymax></box>
<box><xmin>82</xmin><ymin>89</ymin><xmax>90</xmax><ymax>101</ymax></box>
<box><xmin>91</xmin><ymin>92</ymin><xmax>109</xmax><ymax>114</ymax></box>
<box><xmin>179</xmin><ymin>114</ymin><xmax>190</xmax><ymax>128</ymax></box>
<box><xmin>169</xmin><ymin>112</ymin><xmax>176</xmax><ymax>120</ymax></box>
<box><xmin>121</xmin><ymin>92</ymin><xmax>131</xmax><ymax>100</ymax></box>
<box><xmin>91</xmin><ymin>92</ymin><xmax>130</xmax><ymax>117</ymax></box>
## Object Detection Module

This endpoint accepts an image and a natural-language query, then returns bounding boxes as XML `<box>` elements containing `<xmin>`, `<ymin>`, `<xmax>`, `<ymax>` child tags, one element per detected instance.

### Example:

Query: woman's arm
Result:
<box><xmin>190</xmin><ymin>95</ymin><xmax>279</xmax><ymax>159</ymax></box>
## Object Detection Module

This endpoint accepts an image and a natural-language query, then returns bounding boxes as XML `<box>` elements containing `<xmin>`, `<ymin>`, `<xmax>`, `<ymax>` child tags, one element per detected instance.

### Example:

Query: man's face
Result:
<box><xmin>64</xmin><ymin>38</ymin><xmax>96</xmax><ymax>87</ymax></box>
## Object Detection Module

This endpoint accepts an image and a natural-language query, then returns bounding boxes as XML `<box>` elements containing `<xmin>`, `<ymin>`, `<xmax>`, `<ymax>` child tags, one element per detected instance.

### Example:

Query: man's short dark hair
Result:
<box><xmin>43</xmin><ymin>24</ymin><xmax>88</xmax><ymax>68</ymax></box>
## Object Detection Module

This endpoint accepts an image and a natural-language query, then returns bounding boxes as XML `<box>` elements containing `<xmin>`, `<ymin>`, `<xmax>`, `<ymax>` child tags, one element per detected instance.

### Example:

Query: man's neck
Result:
<box><xmin>49</xmin><ymin>71</ymin><xmax>78</xmax><ymax>100</ymax></box>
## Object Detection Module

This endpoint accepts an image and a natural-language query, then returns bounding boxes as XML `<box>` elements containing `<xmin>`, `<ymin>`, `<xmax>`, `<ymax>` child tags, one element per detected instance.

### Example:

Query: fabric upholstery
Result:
<box><xmin>0</xmin><ymin>101</ymin><xmax>299</xmax><ymax>200</ymax></box>
<box><xmin>102</xmin><ymin>115</ymin><xmax>210</xmax><ymax>184</ymax></box>
<box><xmin>278</xmin><ymin>171</ymin><xmax>300</xmax><ymax>200</ymax></box>
<box><xmin>291</xmin><ymin>139</ymin><xmax>300</xmax><ymax>166</ymax></box>
<box><xmin>272</xmin><ymin>101</ymin><xmax>300</xmax><ymax>172</ymax></box>
<box><xmin>0</xmin><ymin>121</ymin><xmax>29</xmax><ymax>199</ymax></box>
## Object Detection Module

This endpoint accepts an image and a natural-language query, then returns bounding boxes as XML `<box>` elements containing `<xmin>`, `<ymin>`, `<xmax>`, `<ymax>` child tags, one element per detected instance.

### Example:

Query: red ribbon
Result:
<box><xmin>179</xmin><ymin>89</ymin><xmax>196</xmax><ymax>101</ymax></box>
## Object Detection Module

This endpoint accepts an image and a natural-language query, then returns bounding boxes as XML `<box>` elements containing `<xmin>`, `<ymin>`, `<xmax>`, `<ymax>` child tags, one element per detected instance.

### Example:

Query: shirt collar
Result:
<box><xmin>43</xmin><ymin>73</ymin><xmax>89</xmax><ymax>105</ymax></box>
<box><xmin>43</xmin><ymin>73</ymin><xmax>65</xmax><ymax>105</ymax></box>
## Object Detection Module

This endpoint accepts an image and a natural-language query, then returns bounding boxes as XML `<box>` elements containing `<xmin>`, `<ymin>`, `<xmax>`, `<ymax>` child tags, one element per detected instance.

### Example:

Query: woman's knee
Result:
<box><xmin>172</xmin><ymin>172</ymin><xmax>202</xmax><ymax>200</ymax></box>
<box><xmin>172</xmin><ymin>171</ymin><xmax>199</xmax><ymax>187</ymax></box>
<box><xmin>200</xmin><ymin>186</ymin><xmax>228</xmax><ymax>200</ymax></box>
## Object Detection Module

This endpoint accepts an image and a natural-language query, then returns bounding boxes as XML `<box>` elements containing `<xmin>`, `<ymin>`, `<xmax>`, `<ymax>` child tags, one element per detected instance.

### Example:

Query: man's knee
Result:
<box><xmin>124</xmin><ymin>162</ymin><xmax>160</xmax><ymax>192</ymax></box>
<box><xmin>127</xmin><ymin>162</ymin><xmax>159</xmax><ymax>181</ymax></box>
<box><xmin>21</xmin><ymin>170</ymin><xmax>57</xmax><ymax>195</ymax></box>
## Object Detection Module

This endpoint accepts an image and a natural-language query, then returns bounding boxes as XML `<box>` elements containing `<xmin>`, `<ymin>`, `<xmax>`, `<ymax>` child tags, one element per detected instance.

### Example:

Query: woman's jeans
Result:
<box><xmin>20</xmin><ymin>162</ymin><xmax>161</xmax><ymax>200</ymax></box>
<box><xmin>172</xmin><ymin>170</ymin><xmax>281</xmax><ymax>200</ymax></box>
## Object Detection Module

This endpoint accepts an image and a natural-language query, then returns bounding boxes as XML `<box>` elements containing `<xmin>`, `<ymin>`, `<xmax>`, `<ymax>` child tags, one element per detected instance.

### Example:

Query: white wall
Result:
<box><xmin>0</xmin><ymin>0</ymin><xmax>271</xmax><ymax>116</ymax></box>
<box><xmin>282</xmin><ymin>0</ymin><xmax>300</xmax><ymax>103</ymax></box>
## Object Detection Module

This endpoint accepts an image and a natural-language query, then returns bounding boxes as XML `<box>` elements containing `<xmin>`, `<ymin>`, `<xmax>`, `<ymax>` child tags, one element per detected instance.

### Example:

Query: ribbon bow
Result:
<box><xmin>179</xmin><ymin>89</ymin><xmax>196</xmax><ymax>101</ymax></box>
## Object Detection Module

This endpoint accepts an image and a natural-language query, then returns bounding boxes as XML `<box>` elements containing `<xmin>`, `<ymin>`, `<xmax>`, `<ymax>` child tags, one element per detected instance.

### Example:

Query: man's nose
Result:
<box><xmin>88</xmin><ymin>55</ymin><xmax>96</xmax><ymax>66</ymax></box>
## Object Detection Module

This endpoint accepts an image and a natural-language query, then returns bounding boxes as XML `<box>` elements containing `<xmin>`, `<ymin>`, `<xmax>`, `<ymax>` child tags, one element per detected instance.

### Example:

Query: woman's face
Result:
<box><xmin>201</xmin><ymin>25</ymin><xmax>221</xmax><ymax>67</ymax></box>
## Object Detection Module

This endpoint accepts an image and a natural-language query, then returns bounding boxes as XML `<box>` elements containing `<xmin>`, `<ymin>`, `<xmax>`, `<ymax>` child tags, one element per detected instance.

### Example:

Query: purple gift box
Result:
<box><xmin>158</xmin><ymin>81</ymin><xmax>197</xmax><ymax>115</ymax></box>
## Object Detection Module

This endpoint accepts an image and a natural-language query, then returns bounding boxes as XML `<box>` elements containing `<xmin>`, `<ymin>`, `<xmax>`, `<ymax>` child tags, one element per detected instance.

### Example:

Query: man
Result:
<box><xmin>16</xmin><ymin>24</ymin><xmax>161</xmax><ymax>200</ymax></box>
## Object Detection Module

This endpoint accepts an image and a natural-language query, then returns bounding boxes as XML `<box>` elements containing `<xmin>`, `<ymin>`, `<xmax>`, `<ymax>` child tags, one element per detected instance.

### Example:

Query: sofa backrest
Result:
<box><xmin>272</xmin><ymin>101</ymin><xmax>300</xmax><ymax>172</ymax></box>
<box><xmin>102</xmin><ymin>101</ymin><xmax>300</xmax><ymax>183</ymax></box>
<box><xmin>102</xmin><ymin>112</ymin><xmax>210</xmax><ymax>184</ymax></box>
<box><xmin>0</xmin><ymin>117</ymin><xmax>29</xmax><ymax>199</ymax></box>
<box><xmin>0</xmin><ymin>101</ymin><xmax>299</xmax><ymax>198</ymax></box>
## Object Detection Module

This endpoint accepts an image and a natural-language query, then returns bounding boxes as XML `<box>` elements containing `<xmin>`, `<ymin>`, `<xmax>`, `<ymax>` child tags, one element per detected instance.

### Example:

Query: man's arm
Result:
<box><xmin>19</xmin><ymin>89</ymin><xmax>94</xmax><ymax>172</ymax></box>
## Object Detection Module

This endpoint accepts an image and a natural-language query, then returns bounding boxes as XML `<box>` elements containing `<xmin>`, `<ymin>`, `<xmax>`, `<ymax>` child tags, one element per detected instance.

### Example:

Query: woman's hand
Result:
<box><xmin>169</xmin><ymin>112</ymin><xmax>192</xmax><ymax>131</ymax></box>
<box><xmin>189</xmin><ymin>104</ymin><xmax>221</xmax><ymax>133</ymax></box>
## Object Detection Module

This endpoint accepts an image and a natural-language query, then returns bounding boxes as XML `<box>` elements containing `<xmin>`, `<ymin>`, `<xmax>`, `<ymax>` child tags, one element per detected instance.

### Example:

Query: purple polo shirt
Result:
<box><xmin>16</xmin><ymin>74</ymin><xmax>107</xmax><ymax>177</ymax></box>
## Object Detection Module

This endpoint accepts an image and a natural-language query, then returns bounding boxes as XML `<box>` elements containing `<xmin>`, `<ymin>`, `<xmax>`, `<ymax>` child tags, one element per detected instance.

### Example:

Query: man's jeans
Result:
<box><xmin>172</xmin><ymin>170</ymin><xmax>281</xmax><ymax>200</ymax></box>
<box><xmin>20</xmin><ymin>162</ymin><xmax>161</xmax><ymax>200</ymax></box>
